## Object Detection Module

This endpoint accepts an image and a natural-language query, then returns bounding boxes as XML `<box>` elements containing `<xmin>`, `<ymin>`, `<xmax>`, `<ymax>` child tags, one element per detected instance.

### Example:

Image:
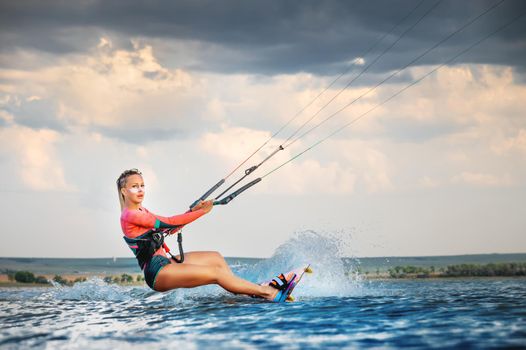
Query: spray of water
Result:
<box><xmin>236</xmin><ymin>229</ymin><xmax>364</xmax><ymax>298</ymax></box>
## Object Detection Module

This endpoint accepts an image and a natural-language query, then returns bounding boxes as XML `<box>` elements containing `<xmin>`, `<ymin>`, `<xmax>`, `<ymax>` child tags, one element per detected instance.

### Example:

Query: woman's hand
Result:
<box><xmin>192</xmin><ymin>200</ymin><xmax>214</xmax><ymax>214</ymax></box>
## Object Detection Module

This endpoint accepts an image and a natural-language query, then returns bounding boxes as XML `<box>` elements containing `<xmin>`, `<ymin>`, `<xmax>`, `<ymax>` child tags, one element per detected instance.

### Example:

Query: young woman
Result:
<box><xmin>117</xmin><ymin>168</ymin><xmax>293</xmax><ymax>301</ymax></box>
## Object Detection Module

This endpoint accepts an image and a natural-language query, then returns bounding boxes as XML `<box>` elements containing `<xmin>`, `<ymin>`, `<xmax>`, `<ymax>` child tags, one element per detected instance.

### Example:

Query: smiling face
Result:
<box><xmin>121</xmin><ymin>174</ymin><xmax>145</xmax><ymax>207</ymax></box>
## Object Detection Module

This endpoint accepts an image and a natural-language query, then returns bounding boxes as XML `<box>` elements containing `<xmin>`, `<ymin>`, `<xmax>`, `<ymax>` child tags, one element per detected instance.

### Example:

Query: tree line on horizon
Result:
<box><xmin>387</xmin><ymin>262</ymin><xmax>526</xmax><ymax>278</ymax></box>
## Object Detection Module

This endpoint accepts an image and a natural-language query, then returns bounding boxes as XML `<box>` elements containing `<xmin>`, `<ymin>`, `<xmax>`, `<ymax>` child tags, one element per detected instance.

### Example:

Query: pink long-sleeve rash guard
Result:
<box><xmin>120</xmin><ymin>206</ymin><xmax>206</xmax><ymax>257</ymax></box>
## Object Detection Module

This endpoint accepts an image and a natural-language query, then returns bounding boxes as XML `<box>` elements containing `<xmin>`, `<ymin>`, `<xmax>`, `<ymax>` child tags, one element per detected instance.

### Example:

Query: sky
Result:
<box><xmin>0</xmin><ymin>0</ymin><xmax>525</xmax><ymax>258</ymax></box>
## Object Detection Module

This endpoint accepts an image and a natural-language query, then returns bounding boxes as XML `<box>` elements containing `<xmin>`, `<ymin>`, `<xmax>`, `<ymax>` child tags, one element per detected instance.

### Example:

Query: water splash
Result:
<box><xmin>237</xmin><ymin>229</ymin><xmax>364</xmax><ymax>298</ymax></box>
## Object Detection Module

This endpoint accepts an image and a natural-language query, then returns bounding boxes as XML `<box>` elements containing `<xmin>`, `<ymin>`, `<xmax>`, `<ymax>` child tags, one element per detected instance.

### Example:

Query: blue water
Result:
<box><xmin>1</xmin><ymin>233</ymin><xmax>525</xmax><ymax>349</ymax></box>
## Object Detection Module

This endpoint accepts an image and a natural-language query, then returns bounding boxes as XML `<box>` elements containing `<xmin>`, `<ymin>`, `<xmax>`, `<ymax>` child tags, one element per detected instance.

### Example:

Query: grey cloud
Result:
<box><xmin>6</xmin><ymin>98</ymin><xmax>65</xmax><ymax>131</ymax></box>
<box><xmin>513</xmin><ymin>67</ymin><xmax>526</xmax><ymax>84</ymax></box>
<box><xmin>95</xmin><ymin>126</ymin><xmax>186</xmax><ymax>144</ymax></box>
<box><xmin>1</xmin><ymin>0</ymin><xmax>525</xmax><ymax>76</ymax></box>
<box><xmin>0</xmin><ymin>90</ymin><xmax>214</xmax><ymax>144</ymax></box>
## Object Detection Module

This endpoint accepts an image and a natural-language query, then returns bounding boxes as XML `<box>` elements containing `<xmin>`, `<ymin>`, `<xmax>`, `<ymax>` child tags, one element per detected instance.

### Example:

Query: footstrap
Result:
<box><xmin>269</xmin><ymin>273</ymin><xmax>293</xmax><ymax>291</ymax></box>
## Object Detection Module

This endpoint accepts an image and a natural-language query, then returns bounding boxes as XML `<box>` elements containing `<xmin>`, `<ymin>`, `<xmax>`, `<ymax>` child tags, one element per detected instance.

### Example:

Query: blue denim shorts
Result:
<box><xmin>143</xmin><ymin>255</ymin><xmax>171</xmax><ymax>290</ymax></box>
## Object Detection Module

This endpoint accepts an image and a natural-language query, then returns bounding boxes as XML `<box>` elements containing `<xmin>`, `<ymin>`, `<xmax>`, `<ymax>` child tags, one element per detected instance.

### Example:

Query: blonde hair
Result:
<box><xmin>116</xmin><ymin>168</ymin><xmax>143</xmax><ymax>210</ymax></box>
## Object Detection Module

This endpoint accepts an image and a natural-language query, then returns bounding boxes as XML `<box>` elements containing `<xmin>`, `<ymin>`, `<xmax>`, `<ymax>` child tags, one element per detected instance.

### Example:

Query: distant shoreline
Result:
<box><xmin>2</xmin><ymin>253</ymin><xmax>525</xmax><ymax>275</ymax></box>
<box><xmin>2</xmin><ymin>260</ymin><xmax>525</xmax><ymax>288</ymax></box>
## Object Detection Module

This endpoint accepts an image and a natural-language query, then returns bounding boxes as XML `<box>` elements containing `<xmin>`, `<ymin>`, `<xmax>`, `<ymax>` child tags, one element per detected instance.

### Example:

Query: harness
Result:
<box><xmin>123</xmin><ymin>229</ymin><xmax>185</xmax><ymax>269</ymax></box>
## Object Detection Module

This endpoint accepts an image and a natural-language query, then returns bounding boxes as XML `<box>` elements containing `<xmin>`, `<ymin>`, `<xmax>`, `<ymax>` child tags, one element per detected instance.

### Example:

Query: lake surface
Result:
<box><xmin>1</xmin><ymin>233</ymin><xmax>525</xmax><ymax>349</ymax></box>
<box><xmin>1</xmin><ymin>278</ymin><xmax>525</xmax><ymax>349</ymax></box>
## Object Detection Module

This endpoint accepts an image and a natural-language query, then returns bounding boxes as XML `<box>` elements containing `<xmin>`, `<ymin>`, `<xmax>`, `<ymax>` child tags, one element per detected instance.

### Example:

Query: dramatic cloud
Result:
<box><xmin>0</xmin><ymin>39</ymin><xmax>215</xmax><ymax>142</ymax></box>
<box><xmin>1</xmin><ymin>0</ymin><xmax>525</xmax><ymax>75</ymax></box>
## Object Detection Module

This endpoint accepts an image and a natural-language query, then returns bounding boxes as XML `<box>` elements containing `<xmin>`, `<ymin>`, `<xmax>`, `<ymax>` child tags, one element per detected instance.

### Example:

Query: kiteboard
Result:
<box><xmin>263</xmin><ymin>264</ymin><xmax>313</xmax><ymax>302</ymax></box>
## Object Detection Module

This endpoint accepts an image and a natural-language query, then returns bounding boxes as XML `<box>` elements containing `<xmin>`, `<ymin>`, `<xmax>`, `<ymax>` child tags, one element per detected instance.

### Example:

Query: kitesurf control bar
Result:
<box><xmin>167</xmin><ymin>177</ymin><xmax>260</xmax><ymax>264</ymax></box>
<box><xmin>189</xmin><ymin>179</ymin><xmax>225</xmax><ymax>210</ymax></box>
<box><xmin>170</xmin><ymin>176</ymin><xmax>260</xmax><ymax>264</ymax></box>
<box><xmin>214</xmin><ymin>166</ymin><xmax>257</xmax><ymax>200</ymax></box>
<box><xmin>213</xmin><ymin>178</ymin><xmax>262</xmax><ymax>206</ymax></box>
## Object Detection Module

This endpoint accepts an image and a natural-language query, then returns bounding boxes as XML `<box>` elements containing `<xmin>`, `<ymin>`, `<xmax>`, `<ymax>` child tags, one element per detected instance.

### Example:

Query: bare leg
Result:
<box><xmin>173</xmin><ymin>251</ymin><xmax>233</xmax><ymax>275</ymax></box>
<box><xmin>154</xmin><ymin>262</ymin><xmax>277</xmax><ymax>299</ymax></box>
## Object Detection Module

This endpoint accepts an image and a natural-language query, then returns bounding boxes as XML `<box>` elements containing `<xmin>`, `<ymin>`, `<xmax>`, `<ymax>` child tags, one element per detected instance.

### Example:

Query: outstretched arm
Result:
<box><xmin>154</xmin><ymin>200</ymin><xmax>213</xmax><ymax>229</ymax></box>
<box><xmin>154</xmin><ymin>210</ymin><xmax>205</xmax><ymax>229</ymax></box>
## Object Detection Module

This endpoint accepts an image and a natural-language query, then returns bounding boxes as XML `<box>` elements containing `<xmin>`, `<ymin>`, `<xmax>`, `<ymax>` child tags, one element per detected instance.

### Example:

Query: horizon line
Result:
<box><xmin>1</xmin><ymin>252</ymin><xmax>525</xmax><ymax>260</ymax></box>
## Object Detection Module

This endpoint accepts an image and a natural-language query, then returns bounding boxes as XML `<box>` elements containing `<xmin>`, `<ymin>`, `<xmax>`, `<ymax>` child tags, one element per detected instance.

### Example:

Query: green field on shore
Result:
<box><xmin>350</xmin><ymin>253</ymin><xmax>526</xmax><ymax>273</ymax></box>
